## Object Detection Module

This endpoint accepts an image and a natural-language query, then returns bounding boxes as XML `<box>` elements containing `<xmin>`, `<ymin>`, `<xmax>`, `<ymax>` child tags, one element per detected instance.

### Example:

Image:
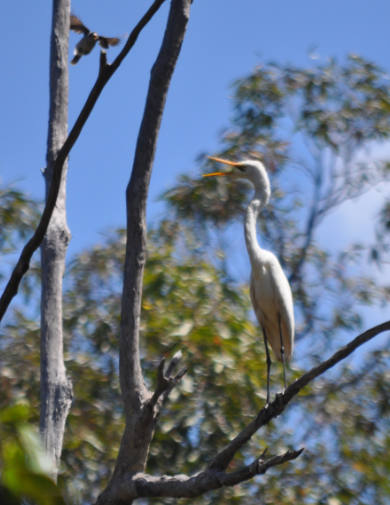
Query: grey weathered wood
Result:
<box><xmin>96</xmin><ymin>2</ymin><xmax>192</xmax><ymax>503</ymax></box>
<box><xmin>36</xmin><ymin>0</ymin><xmax>168</xmax><ymax>481</ymax></box>
<box><xmin>3</xmin><ymin>0</ymin><xmax>387</xmax><ymax>499</ymax></box>
<box><xmin>208</xmin><ymin>319</ymin><xmax>390</xmax><ymax>472</ymax></box>
<box><xmin>119</xmin><ymin>0</ymin><xmax>192</xmax><ymax>415</ymax></box>
<box><xmin>39</xmin><ymin>0</ymin><xmax>72</xmax><ymax>481</ymax></box>
<box><xmin>120</xmin><ymin>0</ymin><xmax>191</xmax><ymax>420</ymax></box>
<box><xmin>0</xmin><ymin>0</ymin><xmax>167</xmax><ymax>323</ymax></box>
<box><xmin>95</xmin><ymin>321</ymin><xmax>389</xmax><ymax>503</ymax></box>
<box><xmin>97</xmin><ymin>448</ymin><xmax>303</xmax><ymax>502</ymax></box>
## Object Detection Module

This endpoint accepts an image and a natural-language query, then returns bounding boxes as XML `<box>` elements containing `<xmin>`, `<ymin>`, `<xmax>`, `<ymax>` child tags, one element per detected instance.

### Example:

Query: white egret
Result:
<box><xmin>203</xmin><ymin>157</ymin><xmax>294</xmax><ymax>403</ymax></box>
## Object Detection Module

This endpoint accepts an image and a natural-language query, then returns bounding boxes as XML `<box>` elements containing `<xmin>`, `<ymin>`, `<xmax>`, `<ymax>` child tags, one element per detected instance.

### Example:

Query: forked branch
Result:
<box><xmin>128</xmin><ymin>448</ymin><xmax>303</xmax><ymax>499</ymax></box>
<box><xmin>95</xmin><ymin>6</ymin><xmax>192</xmax><ymax>503</ymax></box>
<box><xmin>96</xmin><ymin>322</ymin><xmax>389</xmax><ymax>503</ymax></box>
<box><xmin>98</xmin><ymin>448</ymin><xmax>303</xmax><ymax>502</ymax></box>
<box><xmin>208</xmin><ymin>320</ymin><xmax>390</xmax><ymax>471</ymax></box>
<box><xmin>0</xmin><ymin>0</ymin><xmax>167</xmax><ymax>322</ymax></box>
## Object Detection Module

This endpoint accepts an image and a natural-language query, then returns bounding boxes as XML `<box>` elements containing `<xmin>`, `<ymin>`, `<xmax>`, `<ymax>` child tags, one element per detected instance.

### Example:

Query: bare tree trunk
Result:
<box><xmin>118</xmin><ymin>0</ymin><xmax>191</xmax><ymax>466</ymax></box>
<box><xmin>40</xmin><ymin>0</ymin><xmax>72</xmax><ymax>481</ymax></box>
<box><xmin>0</xmin><ymin>1</ymin><xmax>166</xmax><ymax>322</ymax></box>
<box><xmin>96</xmin><ymin>1</ymin><xmax>192</xmax><ymax>502</ymax></box>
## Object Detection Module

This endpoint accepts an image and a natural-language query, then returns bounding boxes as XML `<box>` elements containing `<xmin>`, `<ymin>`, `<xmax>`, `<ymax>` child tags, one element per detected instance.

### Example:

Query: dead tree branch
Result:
<box><xmin>39</xmin><ymin>0</ymin><xmax>72</xmax><ymax>481</ymax></box>
<box><xmin>99</xmin><ymin>448</ymin><xmax>303</xmax><ymax>501</ymax></box>
<box><xmin>96</xmin><ymin>2</ymin><xmax>192</xmax><ymax>501</ymax></box>
<box><xmin>149</xmin><ymin>351</ymin><xmax>188</xmax><ymax>408</ymax></box>
<box><xmin>208</xmin><ymin>320</ymin><xmax>390</xmax><ymax>471</ymax></box>
<box><xmin>119</xmin><ymin>0</ymin><xmax>191</xmax><ymax>414</ymax></box>
<box><xmin>96</xmin><ymin>322</ymin><xmax>388</xmax><ymax>503</ymax></box>
<box><xmin>0</xmin><ymin>0</ymin><xmax>167</xmax><ymax>322</ymax></box>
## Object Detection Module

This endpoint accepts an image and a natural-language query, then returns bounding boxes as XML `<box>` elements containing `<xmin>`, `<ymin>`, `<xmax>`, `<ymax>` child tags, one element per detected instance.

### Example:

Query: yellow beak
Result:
<box><xmin>202</xmin><ymin>156</ymin><xmax>241</xmax><ymax>177</ymax></box>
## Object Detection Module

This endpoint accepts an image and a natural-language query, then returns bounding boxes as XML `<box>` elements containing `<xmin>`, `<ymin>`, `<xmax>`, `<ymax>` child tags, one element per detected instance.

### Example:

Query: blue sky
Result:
<box><xmin>0</xmin><ymin>1</ymin><xmax>389</xmax><ymax>359</ymax></box>
<box><xmin>2</xmin><ymin>0</ymin><xmax>390</xmax><ymax>258</ymax></box>
<box><xmin>2</xmin><ymin>0</ymin><xmax>390</xmax><ymax>338</ymax></box>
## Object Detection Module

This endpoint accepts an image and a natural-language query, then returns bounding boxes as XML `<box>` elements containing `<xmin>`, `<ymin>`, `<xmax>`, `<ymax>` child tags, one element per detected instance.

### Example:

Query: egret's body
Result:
<box><xmin>249</xmin><ymin>253</ymin><xmax>294</xmax><ymax>362</ymax></box>
<box><xmin>204</xmin><ymin>157</ymin><xmax>294</xmax><ymax>402</ymax></box>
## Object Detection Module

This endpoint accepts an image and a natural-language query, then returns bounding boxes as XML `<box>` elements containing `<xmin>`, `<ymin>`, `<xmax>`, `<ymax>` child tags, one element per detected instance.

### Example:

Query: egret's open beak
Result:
<box><xmin>202</xmin><ymin>156</ymin><xmax>242</xmax><ymax>177</ymax></box>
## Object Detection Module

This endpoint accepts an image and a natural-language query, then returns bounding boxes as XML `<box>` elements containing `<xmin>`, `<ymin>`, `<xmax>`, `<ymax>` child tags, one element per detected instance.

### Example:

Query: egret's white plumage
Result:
<box><xmin>204</xmin><ymin>157</ymin><xmax>294</xmax><ymax>402</ymax></box>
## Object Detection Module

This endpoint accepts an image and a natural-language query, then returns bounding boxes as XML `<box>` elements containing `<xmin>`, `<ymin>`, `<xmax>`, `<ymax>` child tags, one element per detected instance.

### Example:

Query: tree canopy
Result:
<box><xmin>1</xmin><ymin>55</ymin><xmax>390</xmax><ymax>504</ymax></box>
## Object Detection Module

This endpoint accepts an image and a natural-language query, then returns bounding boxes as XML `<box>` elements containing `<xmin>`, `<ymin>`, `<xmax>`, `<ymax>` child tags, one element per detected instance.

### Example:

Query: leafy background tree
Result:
<box><xmin>1</xmin><ymin>56</ymin><xmax>390</xmax><ymax>503</ymax></box>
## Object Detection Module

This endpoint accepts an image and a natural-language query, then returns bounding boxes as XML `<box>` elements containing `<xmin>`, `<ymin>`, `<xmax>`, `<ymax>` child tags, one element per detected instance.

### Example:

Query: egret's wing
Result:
<box><xmin>268</xmin><ymin>259</ymin><xmax>295</xmax><ymax>359</ymax></box>
<box><xmin>70</xmin><ymin>14</ymin><xmax>90</xmax><ymax>35</ymax></box>
<box><xmin>98</xmin><ymin>36</ymin><xmax>121</xmax><ymax>49</ymax></box>
<box><xmin>249</xmin><ymin>273</ymin><xmax>262</xmax><ymax>326</ymax></box>
<box><xmin>249</xmin><ymin>272</ymin><xmax>280</xmax><ymax>344</ymax></box>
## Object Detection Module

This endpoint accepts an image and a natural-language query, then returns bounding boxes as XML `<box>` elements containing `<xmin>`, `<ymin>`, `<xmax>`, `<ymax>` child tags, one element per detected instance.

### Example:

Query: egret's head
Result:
<box><xmin>203</xmin><ymin>157</ymin><xmax>270</xmax><ymax>192</ymax></box>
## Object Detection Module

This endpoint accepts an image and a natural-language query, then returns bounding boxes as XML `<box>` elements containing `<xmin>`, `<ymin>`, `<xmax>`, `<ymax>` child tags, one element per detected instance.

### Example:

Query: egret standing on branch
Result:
<box><xmin>203</xmin><ymin>157</ymin><xmax>294</xmax><ymax>403</ymax></box>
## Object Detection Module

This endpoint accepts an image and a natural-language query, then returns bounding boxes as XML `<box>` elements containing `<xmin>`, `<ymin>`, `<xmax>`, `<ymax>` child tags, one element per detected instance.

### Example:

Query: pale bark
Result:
<box><xmin>2</xmin><ymin>0</ymin><xmax>388</xmax><ymax>500</ymax></box>
<box><xmin>119</xmin><ymin>0</ymin><xmax>193</xmax><ymax>413</ymax></box>
<box><xmin>0</xmin><ymin>0</ymin><xmax>167</xmax><ymax>478</ymax></box>
<box><xmin>0</xmin><ymin>0</ymin><xmax>167</xmax><ymax>322</ymax></box>
<box><xmin>36</xmin><ymin>0</ymin><xmax>168</xmax><ymax>482</ymax></box>
<box><xmin>95</xmin><ymin>321</ymin><xmax>390</xmax><ymax>503</ymax></box>
<box><xmin>96</xmin><ymin>449</ymin><xmax>303</xmax><ymax>501</ymax></box>
<box><xmin>96</xmin><ymin>1</ymin><xmax>192</xmax><ymax>502</ymax></box>
<box><xmin>40</xmin><ymin>0</ymin><xmax>72</xmax><ymax>480</ymax></box>
<box><xmin>95</xmin><ymin>1</ymin><xmax>390</xmax><ymax>503</ymax></box>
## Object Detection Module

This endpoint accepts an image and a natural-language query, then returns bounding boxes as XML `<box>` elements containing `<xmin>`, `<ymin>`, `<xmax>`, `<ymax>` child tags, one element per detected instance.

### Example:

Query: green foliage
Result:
<box><xmin>165</xmin><ymin>55</ymin><xmax>390</xmax><ymax>346</ymax></box>
<box><xmin>60</xmin><ymin>225</ymin><xmax>302</xmax><ymax>500</ymax></box>
<box><xmin>2</xmin><ymin>220</ymin><xmax>390</xmax><ymax>504</ymax></box>
<box><xmin>0</xmin><ymin>404</ymin><xmax>65</xmax><ymax>505</ymax></box>
<box><xmin>0</xmin><ymin>186</ymin><xmax>40</xmax><ymax>255</ymax></box>
<box><xmin>0</xmin><ymin>221</ymin><xmax>303</xmax><ymax>503</ymax></box>
<box><xmin>0</xmin><ymin>186</ymin><xmax>41</xmax><ymax>298</ymax></box>
<box><xmin>2</xmin><ymin>55</ymin><xmax>390</xmax><ymax>505</ymax></box>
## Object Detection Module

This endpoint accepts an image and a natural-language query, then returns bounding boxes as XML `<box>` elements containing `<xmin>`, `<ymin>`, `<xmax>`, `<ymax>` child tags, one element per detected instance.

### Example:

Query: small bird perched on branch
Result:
<box><xmin>70</xmin><ymin>13</ymin><xmax>121</xmax><ymax>65</ymax></box>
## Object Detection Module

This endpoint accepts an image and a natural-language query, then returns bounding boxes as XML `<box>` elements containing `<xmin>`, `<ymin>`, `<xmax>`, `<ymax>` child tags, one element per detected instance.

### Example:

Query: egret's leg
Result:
<box><xmin>278</xmin><ymin>314</ymin><xmax>287</xmax><ymax>391</ymax></box>
<box><xmin>262</xmin><ymin>328</ymin><xmax>271</xmax><ymax>404</ymax></box>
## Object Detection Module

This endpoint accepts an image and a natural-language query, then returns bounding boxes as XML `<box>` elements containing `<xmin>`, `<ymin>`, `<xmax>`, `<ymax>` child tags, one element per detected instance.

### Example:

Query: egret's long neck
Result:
<box><xmin>244</xmin><ymin>185</ymin><xmax>270</xmax><ymax>265</ymax></box>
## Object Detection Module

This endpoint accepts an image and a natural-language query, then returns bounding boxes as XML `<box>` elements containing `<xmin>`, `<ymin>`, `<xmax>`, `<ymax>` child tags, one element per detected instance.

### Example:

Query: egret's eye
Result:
<box><xmin>237</xmin><ymin>165</ymin><xmax>246</xmax><ymax>172</ymax></box>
